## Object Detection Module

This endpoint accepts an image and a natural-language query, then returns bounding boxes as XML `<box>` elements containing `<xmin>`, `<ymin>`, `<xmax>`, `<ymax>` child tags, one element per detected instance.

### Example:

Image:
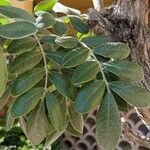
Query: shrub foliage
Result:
<box><xmin>0</xmin><ymin>1</ymin><xmax>149</xmax><ymax>150</ymax></box>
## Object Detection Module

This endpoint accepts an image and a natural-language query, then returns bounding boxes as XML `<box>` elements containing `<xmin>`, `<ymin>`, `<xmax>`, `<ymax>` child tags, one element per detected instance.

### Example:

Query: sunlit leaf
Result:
<box><xmin>34</xmin><ymin>0</ymin><xmax>58</xmax><ymax>11</ymax></box>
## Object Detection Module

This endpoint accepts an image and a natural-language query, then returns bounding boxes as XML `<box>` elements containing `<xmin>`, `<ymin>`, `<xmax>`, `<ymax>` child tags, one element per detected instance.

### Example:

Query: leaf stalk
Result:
<box><xmin>34</xmin><ymin>34</ymin><xmax>48</xmax><ymax>99</ymax></box>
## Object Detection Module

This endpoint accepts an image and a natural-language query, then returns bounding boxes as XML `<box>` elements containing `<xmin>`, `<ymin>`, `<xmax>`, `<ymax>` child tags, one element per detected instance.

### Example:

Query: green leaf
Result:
<box><xmin>47</xmin><ymin>119</ymin><xmax>55</xmax><ymax>135</ymax></box>
<box><xmin>11</xmin><ymin>68</ymin><xmax>45</xmax><ymax>96</ymax></box>
<box><xmin>49</xmin><ymin>72</ymin><xmax>75</xmax><ymax>100</ymax></box>
<box><xmin>112</xmin><ymin>81</ymin><xmax>150</xmax><ymax>107</ymax></box>
<box><xmin>46</xmin><ymin>92</ymin><xmax>67</xmax><ymax>132</ymax></box>
<box><xmin>114</xmin><ymin>92</ymin><xmax>130</xmax><ymax>112</ymax></box>
<box><xmin>7</xmin><ymin>37</ymin><xmax>37</xmax><ymax>54</ymax></box>
<box><xmin>81</xmin><ymin>35</ymin><xmax>109</xmax><ymax>47</ymax></box>
<box><xmin>36</xmin><ymin>12</ymin><xmax>56</xmax><ymax>29</ymax></box>
<box><xmin>75</xmin><ymin>80</ymin><xmax>105</xmax><ymax>113</ymax></box>
<box><xmin>70</xmin><ymin>16</ymin><xmax>89</xmax><ymax>34</ymax></box>
<box><xmin>44</xmin><ymin>130</ymin><xmax>63</xmax><ymax>149</ymax></box>
<box><xmin>26</xmin><ymin>103</ymin><xmax>47</xmax><ymax>146</ymax></box>
<box><xmin>109</xmin><ymin>81</ymin><xmax>150</xmax><ymax>107</ymax></box>
<box><xmin>40</xmin><ymin>34</ymin><xmax>58</xmax><ymax>45</ymax></box>
<box><xmin>0</xmin><ymin>6</ymin><xmax>35</xmax><ymax>22</ymax></box>
<box><xmin>19</xmin><ymin>117</ymin><xmax>27</xmax><ymax>136</ymax></box>
<box><xmin>0</xmin><ymin>21</ymin><xmax>38</xmax><ymax>39</ymax></box>
<box><xmin>0</xmin><ymin>49</ymin><xmax>8</xmax><ymax>96</ymax></box>
<box><xmin>0</xmin><ymin>17</ymin><xmax>9</xmax><ymax>25</ymax></box>
<box><xmin>53</xmin><ymin>20</ymin><xmax>68</xmax><ymax>35</ymax></box>
<box><xmin>0</xmin><ymin>86</ymin><xmax>11</xmax><ymax>110</ymax></box>
<box><xmin>62</xmin><ymin>47</ymin><xmax>89</xmax><ymax>68</ymax></box>
<box><xmin>0</xmin><ymin>0</ymin><xmax>11</xmax><ymax>6</ymax></box>
<box><xmin>94</xmin><ymin>42</ymin><xmax>130</xmax><ymax>59</ymax></box>
<box><xmin>9</xmin><ymin>51</ymin><xmax>42</xmax><ymax>74</ymax></box>
<box><xmin>55</xmin><ymin>36</ymin><xmax>79</xmax><ymax>49</ymax></box>
<box><xmin>66</xmin><ymin>122</ymin><xmax>82</xmax><ymax>137</ymax></box>
<box><xmin>72</xmin><ymin>61</ymin><xmax>99</xmax><ymax>85</ymax></box>
<box><xmin>11</xmin><ymin>88</ymin><xmax>44</xmax><ymax>118</ymax></box>
<box><xmin>46</xmin><ymin>50</ymin><xmax>66</xmax><ymax>66</ymax></box>
<box><xmin>34</xmin><ymin>0</ymin><xmax>58</xmax><ymax>11</ymax></box>
<box><xmin>104</xmin><ymin>61</ymin><xmax>144</xmax><ymax>81</ymax></box>
<box><xmin>96</xmin><ymin>92</ymin><xmax>121</xmax><ymax>150</ymax></box>
<box><xmin>68</xmin><ymin>102</ymin><xmax>84</xmax><ymax>133</ymax></box>
<box><xmin>6</xmin><ymin>107</ymin><xmax>15</xmax><ymax>131</ymax></box>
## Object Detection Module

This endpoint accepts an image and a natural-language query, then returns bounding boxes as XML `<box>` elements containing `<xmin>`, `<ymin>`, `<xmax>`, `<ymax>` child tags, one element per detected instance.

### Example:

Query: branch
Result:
<box><xmin>92</xmin><ymin>0</ymin><xmax>104</xmax><ymax>12</ymax></box>
<box><xmin>88</xmin><ymin>8</ymin><xmax>114</xmax><ymax>34</ymax></box>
